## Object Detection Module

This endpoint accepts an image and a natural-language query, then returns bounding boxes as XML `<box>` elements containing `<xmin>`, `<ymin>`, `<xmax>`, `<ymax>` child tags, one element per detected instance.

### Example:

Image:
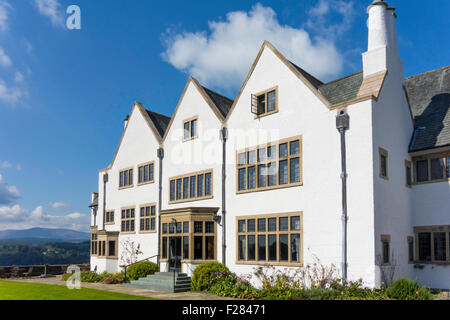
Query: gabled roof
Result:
<box><xmin>319</xmin><ymin>72</ymin><xmax>364</xmax><ymax>105</ymax></box>
<box><xmin>289</xmin><ymin>61</ymin><xmax>324</xmax><ymax>89</ymax></box>
<box><xmin>162</xmin><ymin>77</ymin><xmax>233</xmax><ymax>141</ymax></box>
<box><xmin>202</xmin><ymin>86</ymin><xmax>234</xmax><ymax>118</ymax></box>
<box><xmin>145</xmin><ymin>109</ymin><xmax>171</xmax><ymax>138</ymax></box>
<box><xmin>100</xmin><ymin>102</ymin><xmax>170</xmax><ymax>172</ymax></box>
<box><xmin>406</xmin><ymin>66</ymin><xmax>450</xmax><ymax>152</ymax></box>
<box><xmin>224</xmin><ymin>41</ymin><xmax>333</xmax><ymax>122</ymax></box>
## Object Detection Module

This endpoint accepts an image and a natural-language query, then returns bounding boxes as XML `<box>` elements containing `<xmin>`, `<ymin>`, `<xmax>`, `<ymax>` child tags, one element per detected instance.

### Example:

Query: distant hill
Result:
<box><xmin>0</xmin><ymin>228</ymin><xmax>90</xmax><ymax>243</ymax></box>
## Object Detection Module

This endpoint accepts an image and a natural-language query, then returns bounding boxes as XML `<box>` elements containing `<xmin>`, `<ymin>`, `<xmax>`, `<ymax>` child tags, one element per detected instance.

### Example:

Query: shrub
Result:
<box><xmin>386</xmin><ymin>278</ymin><xmax>432</xmax><ymax>300</ymax></box>
<box><xmin>62</xmin><ymin>273</ymin><xmax>72</xmax><ymax>281</ymax></box>
<box><xmin>126</xmin><ymin>261</ymin><xmax>159</xmax><ymax>281</ymax></box>
<box><xmin>80</xmin><ymin>271</ymin><xmax>103</xmax><ymax>283</ymax></box>
<box><xmin>207</xmin><ymin>271</ymin><xmax>259</xmax><ymax>299</ymax></box>
<box><xmin>191</xmin><ymin>262</ymin><xmax>229</xmax><ymax>291</ymax></box>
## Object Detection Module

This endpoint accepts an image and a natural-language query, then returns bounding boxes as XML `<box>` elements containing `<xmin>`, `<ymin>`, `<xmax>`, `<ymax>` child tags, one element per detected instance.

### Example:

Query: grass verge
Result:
<box><xmin>0</xmin><ymin>280</ymin><xmax>158</xmax><ymax>300</ymax></box>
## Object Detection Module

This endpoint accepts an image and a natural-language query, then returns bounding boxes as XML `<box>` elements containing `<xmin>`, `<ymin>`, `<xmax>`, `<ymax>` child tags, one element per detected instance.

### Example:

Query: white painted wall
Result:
<box><xmin>91</xmin><ymin>105</ymin><xmax>161</xmax><ymax>273</ymax></box>
<box><xmin>161</xmin><ymin>81</ymin><xmax>225</xmax><ymax>269</ymax></box>
<box><xmin>224</xmin><ymin>46</ymin><xmax>378</xmax><ymax>287</ymax></box>
<box><xmin>370</xmin><ymin>53</ymin><xmax>415</xmax><ymax>286</ymax></box>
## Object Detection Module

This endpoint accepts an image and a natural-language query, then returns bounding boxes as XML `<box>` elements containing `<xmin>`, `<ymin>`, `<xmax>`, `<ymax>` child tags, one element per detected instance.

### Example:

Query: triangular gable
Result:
<box><xmin>224</xmin><ymin>41</ymin><xmax>333</xmax><ymax>123</ymax></box>
<box><xmin>101</xmin><ymin>102</ymin><xmax>167</xmax><ymax>171</ymax></box>
<box><xmin>161</xmin><ymin>77</ymin><xmax>227</xmax><ymax>142</ymax></box>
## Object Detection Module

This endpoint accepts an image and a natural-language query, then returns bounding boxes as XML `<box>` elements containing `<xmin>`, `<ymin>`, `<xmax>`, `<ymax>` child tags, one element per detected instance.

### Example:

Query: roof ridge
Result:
<box><xmin>405</xmin><ymin>65</ymin><xmax>450</xmax><ymax>80</ymax></box>
<box><xmin>202</xmin><ymin>86</ymin><xmax>234</xmax><ymax>103</ymax></box>
<box><xmin>288</xmin><ymin>60</ymin><xmax>324</xmax><ymax>86</ymax></box>
<box><xmin>319</xmin><ymin>71</ymin><xmax>363</xmax><ymax>87</ymax></box>
<box><xmin>145</xmin><ymin>108</ymin><xmax>171</xmax><ymax>120</ymax></box>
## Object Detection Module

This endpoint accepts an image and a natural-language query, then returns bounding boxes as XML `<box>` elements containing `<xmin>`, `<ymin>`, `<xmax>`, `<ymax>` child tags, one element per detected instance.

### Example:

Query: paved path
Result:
<box><xmin>6</xmin><ymin>276</ymin><xmax>236</xmax><ymax>300</ymax></box>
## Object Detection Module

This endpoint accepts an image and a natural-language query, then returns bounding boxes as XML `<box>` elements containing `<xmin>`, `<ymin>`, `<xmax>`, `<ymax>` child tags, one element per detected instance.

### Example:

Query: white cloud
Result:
<box><xmin>306</xmin><ymin>0</ymin><xmax>356</xmax><ymax>38</ymax></box>
<box><xmin>0</xmin><ymin>161</ymin><xmax>12</xmax><ymax>170</ymax></box>
<box><xmin>0</xmin><ymin>78</ymin><xmax>24</xmax><ymax>104</ymax></box>
<box><xmin>0</xmin><ymin>0</ymin><xmax>11</xmax><ymax>32</ymax></box>
<box><xmin>0</xmin><ymin>204</ymin><xmax>26</xmax><ymax>222</ymax></box>
<box><xmin>0</xmin><ymin>174</ymin><xmax>20</xmax><ymax>205</ymax></box>
<box><xmin>30</xmin><ymin>206</ymin><xmax>90</xmax><ymax>231</ymax></box>
<box><xmin>0</xmin><ymin>161</ymin><xmax>22</xmax><ymax>171</ymax></box>
<box><xmin>14</xmin><ymin>71</ymin><xmax>24</xmax><ymax>83</ymax></box>
<box><xmin>33</xmin><ymin>0</ymin><xmax>64</xmax><ymax>28</ymax></box>
<box><xmin>0</xmin><ymin>48</ymin><xmax>11</xmax><ymax>67</ymax></box>
<box><xmin>0</xmin><ymin>205</ymin><xmax>90</xmax><ymax>232</ymax></box>
<box><xmin>50</xmin><ymin>201</ymin><xmax>69</xmax><ymax>211</ymax></box>
<box><xmin>162</xmin><ymin>3</ymin><xmax>343</xmax><ymax>88</ymax></box>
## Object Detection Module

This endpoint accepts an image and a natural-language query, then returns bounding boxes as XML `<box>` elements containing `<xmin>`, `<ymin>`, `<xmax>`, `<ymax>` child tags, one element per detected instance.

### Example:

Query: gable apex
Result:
<box><xmin>161</xmin><ymin>77</ymin><xmax>233</xmax><ymax>141</ymax></box>
<box><xmin>224</xmin><ymin>41</ymin><xmax>333</xmax><ymax>123</ymax></box>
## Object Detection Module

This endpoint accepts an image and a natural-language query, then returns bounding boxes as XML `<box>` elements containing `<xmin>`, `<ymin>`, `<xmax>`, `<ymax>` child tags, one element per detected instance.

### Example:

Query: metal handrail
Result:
<box><xmin>120</xmin><ymin>254</ymin><xmax>159</xmax><ymax>283</ymax></box>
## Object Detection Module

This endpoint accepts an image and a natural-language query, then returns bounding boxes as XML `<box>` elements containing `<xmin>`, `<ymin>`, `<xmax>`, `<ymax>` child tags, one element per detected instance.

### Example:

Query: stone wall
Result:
<box><xmin>0</xmin><ymin>264</ymin><xmax>90</xmax><ymax>278</ymax></box>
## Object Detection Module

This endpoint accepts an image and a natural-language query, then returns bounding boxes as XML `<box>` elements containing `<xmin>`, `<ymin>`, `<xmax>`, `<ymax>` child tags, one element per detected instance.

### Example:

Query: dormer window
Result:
<box><xmin>252</xmin><ymin>86</ymin><xmax>278</xmax><ymax>118</ymax></box>
<box><xmin>183</xmin><ymin>116</ymin><xmax>198</xmax><ymax>141</ymax></box>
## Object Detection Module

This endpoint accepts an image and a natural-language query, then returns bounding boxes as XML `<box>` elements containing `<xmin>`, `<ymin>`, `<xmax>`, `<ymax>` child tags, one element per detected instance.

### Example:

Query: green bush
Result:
<box><xmin>126</xmin><ymin>261</ymin><xmax>159</xmax><ymax>281</ymax></box>
<box><xmin>207</xmin><ymin>271</ymin><xmax>259</xmax><ymax>299</ymax></box>
<box><xmin>80</xmin><ymin>271</ymin><xmax>103</xmax><ymax>283</ymax></box>
<box><xmin>62</xmin><ymin>271</ymin><xmax>126</xmax><ymax>284</ymax></box>
<box><xmin>386</xmin><ymin>278</ymin><xmax>432</xmax><ymax>300</ymax></box>
<box><xmin>62</xmin><ymin>273</ymin><xmax>72</xmax><ymax>281</ymax></box>
<box><xmin>191</xmin><ymin>262</ymin><xmax>229</xmax><ymax>291</ymax></box>
<box><xmin>61</xmin><ymin>271</ymin><xmax>102</xmax><ymax>283</ymax></box>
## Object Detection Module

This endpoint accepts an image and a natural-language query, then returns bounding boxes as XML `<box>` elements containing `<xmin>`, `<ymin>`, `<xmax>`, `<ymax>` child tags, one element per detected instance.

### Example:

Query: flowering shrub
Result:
<box><xmin>385</xmin><ymin>278</ymin><xmax>432</xmax><ymax>300</ymax></box>
<box><xmin>62</xmin><ymin>271</ymin><xmax>125</xmax><ymax>284</ymax></box>
<box><xmin>207</xmin><ymin>271</ymin><xmax>259</xmax><ymax>300</ymax></box>
<box><xmin>191</xmin><ymin>262</ymin><xmax>229</xmax><ymax>291</ymax></box>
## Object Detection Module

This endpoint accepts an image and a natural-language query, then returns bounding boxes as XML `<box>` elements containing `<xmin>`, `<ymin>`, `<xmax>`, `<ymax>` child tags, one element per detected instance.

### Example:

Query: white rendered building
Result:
<box><xmin>89</xmin><ymin>0</ymin><xmax>449</xmax><ymax>289</ymax></box>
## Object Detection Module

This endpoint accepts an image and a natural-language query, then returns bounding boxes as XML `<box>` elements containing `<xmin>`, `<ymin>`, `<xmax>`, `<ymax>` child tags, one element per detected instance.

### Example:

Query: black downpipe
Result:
<box><xmin>157</xmin><ymin>147</ymin><xmax>164</xmax><ymax>269</ymax></box>
<box><xmin>102</xmin><ymin>173</ymin><xmax>108</xmax><ymax>231</ymax></box>
<box><xmin>220</xmin><ymin>128</ymin><xmax>228</xmax><ymax>265</ymax></box>
<box><xmin>336</xmin><ymin>110</ymin><xmax>349</xmax><ymax>281</ymax></box>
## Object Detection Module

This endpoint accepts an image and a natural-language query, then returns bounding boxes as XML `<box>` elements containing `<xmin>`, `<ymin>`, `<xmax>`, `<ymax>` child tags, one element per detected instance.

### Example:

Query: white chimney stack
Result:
<box><xmin>363</xmin><ymin>0</ymin><xmax>402</xmax><ymax>79</ymax></box>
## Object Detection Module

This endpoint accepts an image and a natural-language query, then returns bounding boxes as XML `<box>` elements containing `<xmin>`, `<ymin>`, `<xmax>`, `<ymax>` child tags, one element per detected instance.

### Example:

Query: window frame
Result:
<box><xmin>94</xmin><ymin>231</ymin><xmax>119</xmax><ymax>259</ymax></box>
<box><xmin>182</xmin><ymin>116</ymin><xmax>199</xmax><ymax>142</ymax></box>
<box><xmin>90</xmin><ymin>228</ymin><xmax>98</xmax><ymax>256</ymax></box>
<box><xmin>168</xmin><ymin>169</ymin><xmax>213</xmax><ymax>204</ymax></box>
<box><xmin>253</xmin><ymin>86</ymin><xmax>279</xmax><ymax>119</ymax></box>
<box><xmin>379</xmin><ymin>148</ymin><xmax>389</xmax><ymax>180</ymax></box>
<box><xmin>138</xmin><ymin>203</ymin><xmax>157</xmax><ymax>234</ymax></box>
<box><xmin>414</xmin><ymin>225</ymin><xmax>450</xmax><ymax>265</ymax></box>
<box><xmin>408</xmin><ymin>236</ymin><xmax>414</xmax><ymax>263</ymax></box>
<box><xmin>412</xmin><ymin>151</ymin><xmax>450</xmax><ymax>185</ymax></box>
<box><xmin>405</xmin><ymin>160</ymin><xmax>412</xmax><ymax>188</ymax></box>
<box><xmin>380</xmin><ymin>234</ymin><xmax>391</xmax><ymax>266</ymax></box>
<box><xmin>236</xmin><ymin>136</ymin><xmax>302</xmax><ymax>194</ymax></box>
<box><xmin>236</xmin><ymin>212</ymin><xmax>303</xmax><ymax>267</ymax></box>
<box><xmin>120</xmin><ymin>206</ymin><xmax>136</xmax><ymax>234</ymax></box>
<box><xmin>137</xmin><ymin>161</ymin><xmax>155</xmax><ymax>186</ymax></box>
<box><xmin>105</xmin><ymin>210</ymin><xmax>115</xmax><ymax>225</ymax></box>
<box><xmin>160</xmin><ymin>213</ymin><xmax>217</xmax><ymax>264</ymax></box>
<box><xmin>119</xmin><ymin>167</ymin><xmax>134</xmax><ymax>190</ymax></box>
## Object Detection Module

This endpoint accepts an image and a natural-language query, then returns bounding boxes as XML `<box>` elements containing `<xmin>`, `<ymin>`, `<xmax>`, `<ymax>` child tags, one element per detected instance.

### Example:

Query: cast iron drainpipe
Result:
<box><xmin>220</xmin><ymin>127</ymin><xmax>228</xmax><ymax>265</ymax></box>
<box><xmin>157</xmin><ymin>147</ymin><xmax>164</xmax><ymax>269</ymax></box>
<box><xmin>336</xmin><ymin>110</ymin><xmax>349</xmax><ymax>281</ymax></box>
<box><xmin>102</xmin><ymin>173</ymin><xmax>108</xmax><ymax>231</ymax></box>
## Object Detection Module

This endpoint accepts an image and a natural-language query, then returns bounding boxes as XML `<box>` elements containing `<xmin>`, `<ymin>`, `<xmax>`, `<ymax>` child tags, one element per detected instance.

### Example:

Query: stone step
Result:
<box><xmin>125</xmin><ymin>272</ymin><xmax>192</xmax><ymax>293</ymax></box>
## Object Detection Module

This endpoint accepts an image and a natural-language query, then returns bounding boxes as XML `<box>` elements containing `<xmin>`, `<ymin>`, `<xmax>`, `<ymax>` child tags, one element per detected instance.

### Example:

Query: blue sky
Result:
<box><xmin>0</xmin><ymin>0</ymin><xmax>448</xmax><ymax>232</ymax></box>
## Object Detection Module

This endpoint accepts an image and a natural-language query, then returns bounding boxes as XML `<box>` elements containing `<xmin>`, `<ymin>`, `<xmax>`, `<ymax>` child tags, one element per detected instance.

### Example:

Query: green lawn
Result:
<box><xmin>0</xmin><ymin>280</ymin><xmax>158</xmax><ymax>300</ymax></box>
